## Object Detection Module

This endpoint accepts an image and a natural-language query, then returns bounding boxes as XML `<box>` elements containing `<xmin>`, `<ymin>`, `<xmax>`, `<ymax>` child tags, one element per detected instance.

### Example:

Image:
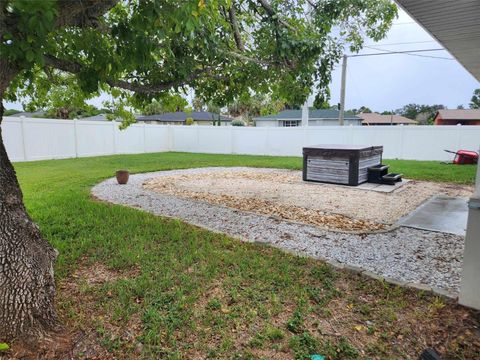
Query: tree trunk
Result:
<box><xmin>0</xmin><ymin>67</ymin><xmax>58</xmax><ymax>341</ymax></box>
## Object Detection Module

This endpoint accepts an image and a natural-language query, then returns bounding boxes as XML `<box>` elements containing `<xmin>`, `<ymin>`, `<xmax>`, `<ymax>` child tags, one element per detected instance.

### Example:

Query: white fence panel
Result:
<box><xmin>352</xmin><ymin>126</ymin><xmax>403</xmax><ymax>159</ymax></box>
<box><xmin>197</xmin><ymin>127</ymin><xmax>231</xmax><ymax>154</ymax></box>
<box><xmin>171</xmin><ymin>127</ymin><xmax>198</xmax><ymax>153</ymax></box>
<box><xmin>114</xmin><ymin>123</ymin><xmax>144</xmax><ymax>154</ymax></box>
<box><xmin>23</xmin><ymin>118</ymin><xmax>76</xmax><ymax>161</ymax></box>
<box><xmin>76</xmin><ymin>120</ymin><xmax>115</xmax><ymax>157</ymax></box>
<box><xmin>232</xmin><ymin>127</ymin><xmax>269</xmax><ymax>155</ymax></box>
<box><xmin>2</xmin><ymin>117</ymin><xmax>480</xmax><ymax>162</ymax></box>
<box><xmin>145</xmin><ymin>125</ymin><xmax>170</xmax><ymax>153</ymax></box>
<box><xmin>1</xmin><ymin>118</ymin><xmax>25</xmax><ymax>162</ymax></box>
<box><xmin>402</xmin><ymin>126</ymin><xmax>459</xmax><ymax>161</ymax></box>
<box><xmin>266</xmin><ymin>128</ymin><xmax>306</xmax><ymax>156</ymax></box>
<box><xmin>458</xmin><ymin>127</ymin><xmax>480</xmax><ymax>155</ymax></box>
<box><xmin>305</xmin><ymin>127</ymin><xmax>350</xmax><ymax>146</ymax></box>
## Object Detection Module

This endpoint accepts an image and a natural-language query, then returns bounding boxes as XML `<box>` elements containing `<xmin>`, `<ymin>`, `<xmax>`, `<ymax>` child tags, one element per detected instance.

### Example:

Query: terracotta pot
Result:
<box><xmin>116</xmin><ymin>170</ymin><xmax>129</xmax><ymax>185</ymax></box>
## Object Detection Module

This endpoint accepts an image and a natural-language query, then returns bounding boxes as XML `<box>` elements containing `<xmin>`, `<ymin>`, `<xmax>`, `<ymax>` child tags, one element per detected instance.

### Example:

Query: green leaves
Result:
<box><xmin>0</xmin><ymin>343</ymin><xmax>9</xmax><ymax>351</ymax></box>
<box><xmin>1</xmin><ymin>0</ymin><xmax>57</xmax><ymax>65</ymax></box>
<box><xmin>4</xmin><ymin>0</ymin><xmax>397</xmax><ymax>124</ymax></box>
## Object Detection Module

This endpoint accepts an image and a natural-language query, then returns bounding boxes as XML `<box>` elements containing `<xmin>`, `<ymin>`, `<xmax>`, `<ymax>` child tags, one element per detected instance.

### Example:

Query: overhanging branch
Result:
<box><xmin>55</xmin><ymin>0</ymin><xmax>119</xmax><ymax>28</ymax></box>
<box><xmin>227</xmin><ymin>3</ymin><xmax>245</xmax><ymax>52</ymax></box>
<box><xmin>255</xmin><ymin>0</ymin><xmax>296</xmax><ymax>31</ymax></box>
<box><xmin>44</xmin><ymin>55</ymin><xmax>217</xmax><ymax>94</ymax></box>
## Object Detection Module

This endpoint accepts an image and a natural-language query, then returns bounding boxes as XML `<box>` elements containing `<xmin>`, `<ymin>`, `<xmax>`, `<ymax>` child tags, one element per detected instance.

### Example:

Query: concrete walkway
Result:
<box><xmin>397</xmin><ymin>196</ymin><xmax>468</xmax><ymax>236</ymax></box>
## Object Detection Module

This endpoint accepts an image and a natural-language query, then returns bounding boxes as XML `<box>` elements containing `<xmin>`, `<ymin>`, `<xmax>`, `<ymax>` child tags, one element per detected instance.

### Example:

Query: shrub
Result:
<box><xmin>231</xmin><ymin>119</ymin><xmax>245</xmax><ymax>126</ymax></box>
<box><xmin>185</xmin><ymin>117</ymin><xmax>195</xmax><ymax>125</ymax></box>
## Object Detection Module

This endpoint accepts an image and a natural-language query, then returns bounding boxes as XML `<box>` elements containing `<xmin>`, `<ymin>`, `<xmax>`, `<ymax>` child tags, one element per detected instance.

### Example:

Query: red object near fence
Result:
<box><xmin>444</xmin><ymin>149</ymin><xmax>479</xmax><ymax>165</ymax></box>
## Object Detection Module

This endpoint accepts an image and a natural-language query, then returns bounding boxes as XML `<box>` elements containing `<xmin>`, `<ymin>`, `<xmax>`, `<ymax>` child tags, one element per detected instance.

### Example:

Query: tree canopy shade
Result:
<box><xmin>2</xmin><ymin>0</ymin><xmax>397</xmax><ymax>124</ymax></box>
<box><xmin>0</xmin><ymin>0</ymin><xmax>397</xmax><ymax>341</ymax></box>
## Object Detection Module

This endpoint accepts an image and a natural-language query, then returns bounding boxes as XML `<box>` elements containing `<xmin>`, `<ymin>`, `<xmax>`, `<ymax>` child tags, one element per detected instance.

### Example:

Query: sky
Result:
<box><xmin>324</xmin><ymin>8</ymin><xmax>479</xmax><ymax>112</ymax></box>
<box><xmin>5</xmin><ymin>7</ymin><xmax>479</xmax><ymax>113</ymax></box>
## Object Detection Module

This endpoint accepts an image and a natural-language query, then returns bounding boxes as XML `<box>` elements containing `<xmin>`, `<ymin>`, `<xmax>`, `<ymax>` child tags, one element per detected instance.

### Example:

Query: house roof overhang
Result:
<box><xmin>396</xmin><ymin>0</ymin><xmax>480</xmax><ymax>81</ymax></box>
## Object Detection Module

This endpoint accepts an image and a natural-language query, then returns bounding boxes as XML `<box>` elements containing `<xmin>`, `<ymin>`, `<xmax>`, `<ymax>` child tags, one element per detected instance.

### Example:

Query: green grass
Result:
<box><xmin>12</xmin><ymin>152</ymin><xmax>479</xmax><ymax>359</ymax></box>
<box><xmin>385</xmin><ymin>159</ymin><xmax>476</xmax><ymax>184</ymax></box>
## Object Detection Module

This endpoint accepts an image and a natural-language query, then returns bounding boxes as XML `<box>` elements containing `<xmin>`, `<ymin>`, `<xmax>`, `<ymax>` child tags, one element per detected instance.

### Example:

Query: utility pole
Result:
<box><xmin>339</xmin><ymin>54</ymin><xmax>348</xmax><ymax>126</ymax></box>
<box><xmin>301</xmin><ymin>101</ymin><xmax>309</xmax><ymax>127</ymax></box>
<box><xmin>301</xmin><ymin>1</ymin><xmax>312</xmax><ymax>128</ymax></box>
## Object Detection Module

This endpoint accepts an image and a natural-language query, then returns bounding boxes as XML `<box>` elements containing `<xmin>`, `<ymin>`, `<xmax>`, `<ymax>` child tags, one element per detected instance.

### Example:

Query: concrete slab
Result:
<box><xmin>302</xmin><ymin>178</ymin><xmax>409</xmax><ymax>193</ymax></box>
<box><xmin>397</xmin><ymin>196</ymin><xmax>468</xmax><ymax>236</ymax></box>
<box><xmin>354</xmin><ymin>179</ymin><xmax>410</xmax><ymax>193</ymax></box>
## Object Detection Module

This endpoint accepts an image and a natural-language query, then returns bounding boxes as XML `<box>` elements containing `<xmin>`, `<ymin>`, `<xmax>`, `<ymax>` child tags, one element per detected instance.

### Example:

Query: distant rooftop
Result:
<box><xmin>9</xmin><ymin>110</ymin><xmax>46</xmax><ymax>117</ymax></box>
<box><xmin>436</xmin><ymin>109</ymin><xmax>480</xmax><ymax>121</ymax></box>
<box><xmin>80</xmin><ymin>114</ymin><xmax>116</xmax><ymax>121</ymax></box>
<box><xmin>357</xmin><ymin>112</ymin><xmax>417</xmax><ymax>125</ymax></box>
<box><xmin>137</xmin><ymin>111</ymin><xmax>233</xmax><ymax>122</ymax></box>
<box><xmin>253</xmin><ymin>109</ymin><xmax>359</xmax><ymax>121</ymax></box>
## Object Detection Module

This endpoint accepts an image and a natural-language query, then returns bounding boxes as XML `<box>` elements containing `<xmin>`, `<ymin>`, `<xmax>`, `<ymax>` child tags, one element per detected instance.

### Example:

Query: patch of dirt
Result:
<box><xmin>143</xmin><ymin>170</ymin><xmax>473</xmax><ymax>232</ymax></box>
<box><xmin>5</xmin><ymin>261</ymin><xmax>142</xmax><ymax>360</ymax></box>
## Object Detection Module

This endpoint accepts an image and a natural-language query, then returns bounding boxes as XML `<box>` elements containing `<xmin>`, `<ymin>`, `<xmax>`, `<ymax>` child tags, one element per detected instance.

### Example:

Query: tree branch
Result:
<box><xmin>227</xmin><ymin>3</ymin><xmax>245</xmax><ymax>52</ymax></box>
<box><xmin>255</xmin><ymin>0</ymin><xmax>295</xmax><ymax>31</ymax></box>
<box><xmin>44</xmin><ymin>55</ymin><xmax>216</xmax><ymax>94</ymax></box>
<box><xmin>306</xmin><ymin>0</ymin><xmax>318</xmax><ymax>10</ymax></box>
<box><xmin>55</xmin><ymin>0</ymin><xmax>120</xmax><ymax>28</ymax></box>
<box><xmin>226</xmin><ymin>51</ymin><xmax>271</xmax><ymax>66</ymax></box>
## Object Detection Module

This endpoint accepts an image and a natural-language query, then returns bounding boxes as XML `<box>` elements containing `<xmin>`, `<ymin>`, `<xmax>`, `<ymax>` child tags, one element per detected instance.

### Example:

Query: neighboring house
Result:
<box><xmin>253</xmin><ymin>109</ymin><xmax>362</xmax><ymax>127</ymax></box>
<box><xmin>79</xmin><ymin>114</ymin><xmax>118</xmax><ymax>121</ymax></box>
<box><xmin>433</xmin><ymin>109</ymin><xmax>480</xmax><ymax>125</ymax></box>
<box><xmin>136</xmin><ymin>111</ymin><xmax>233</xmax><ymax>125</ymax></box>
<box><xmin>357</xmin><ymin>112</ymin><xmax>417</xmax><ymax>126</ymax></box>
<box><xmin>9</xmin><ymin>110</ymin><xmax>46</xmax><ymax>118</ymax></box>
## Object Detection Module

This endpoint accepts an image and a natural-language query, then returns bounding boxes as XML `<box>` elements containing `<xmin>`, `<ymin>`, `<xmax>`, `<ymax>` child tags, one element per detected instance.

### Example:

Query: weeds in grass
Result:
<box><xmin>8</xmin><ymin>153</ymin><xmax>479</xmax><ymax>359</ymax></box>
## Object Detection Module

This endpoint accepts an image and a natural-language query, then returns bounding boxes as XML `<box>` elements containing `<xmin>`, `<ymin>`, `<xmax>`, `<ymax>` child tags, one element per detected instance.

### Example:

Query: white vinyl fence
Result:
<box><xmin>2</xmin><ymin>117</ymin><xmax>480</xmax><ymax>162</ymax></box>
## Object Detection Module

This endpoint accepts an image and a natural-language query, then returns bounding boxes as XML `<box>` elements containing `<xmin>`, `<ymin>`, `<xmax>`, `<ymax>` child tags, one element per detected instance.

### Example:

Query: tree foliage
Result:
<box><xmin>3</xmin><ymin>109</ymin><xmax>21</xmax><ymax>116</ymax></box>
<box><xmin>348</xmin><ymin>105</ymin><xmax>372</xmax><ymax>114</ymax></box>
<box><xmin>396</xmin><ymin>103</ymin><xmax>445</xmax><ymax>124</ymax></box>
<box><xmin>228</xmin><ymin>93</ymin><xmax>286</xmax><ymax>121</ymax></box>
<box><xmin>313</xmin><ymin>90</ymin><xmax>331</xmax><ymax>109</ymax></box>
<box><xmin>2</xmin><ymin>0</ymin><xmax>397</xmax><ymax>126</ymax></box>
<box><xmin>142</xmin><ymin>93</ymin><xmax>188</xmax><ymax>115</ymax></box>
<box><xmin>470</xmin><ymin>88</ymin><xmax>480</xmax><ymax>109</ymax></box>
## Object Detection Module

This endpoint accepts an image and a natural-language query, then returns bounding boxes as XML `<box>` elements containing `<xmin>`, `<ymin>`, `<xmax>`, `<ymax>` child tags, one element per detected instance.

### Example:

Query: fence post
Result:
<box><xmin>348</xmin><ymin>124</ymin><xmax>354</xmax><ymax>145</ymax></box>
<box><xmin>112</xmin><ymin>121</ymin><xmax>117</xmax><ymax>154</ymax></box>
<box><xmin>143</xmin><ymin>122</ymin><xmax>147</xmax><ymax>153</ymax></box>
<box><xmin>196</xmin><ymin>126</ymin><xmax>200</xmax><ymax>152</ymax></box>
<box><xmin>73</xmin><ymin>119</ymin><xmax>79</xmax><ymax>158</ymax></box>
<box><xmin>168</xmin><ymin>125</ymin><xmax>174</xmax><ymax>151</ymax></box>
<box><xmin>399</xmin><ymin>124</ymin><xmax>405</xmax><ymax>160</ymax></box>
<box><xmin>230</xmin><ymin>125</ymin><xmax>234</xmax><ymax>154</ymax></box>
<box><xmin>20</xmin><ymin>117</ymin><xmax>28</xmax><ymax>161</ymax></box>
<box><xmin>457</xmin><ymin>123</ymin><xmax>462</xmax><ymax>152</ymax></box>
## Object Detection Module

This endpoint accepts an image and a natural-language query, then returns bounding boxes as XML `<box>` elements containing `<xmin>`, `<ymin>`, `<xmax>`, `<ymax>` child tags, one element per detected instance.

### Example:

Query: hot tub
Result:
<box><xmin>303</xmin><ymin>144</ymin><xmax>383</xmax><ymax>186</ymax></box>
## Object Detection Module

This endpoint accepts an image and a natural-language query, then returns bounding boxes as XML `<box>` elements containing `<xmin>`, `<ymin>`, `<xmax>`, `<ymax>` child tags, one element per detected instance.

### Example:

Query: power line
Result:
<box><xmin>364</xmin><ymin>46</ymin><xmax>454</xmax><ymax>60</ymax></box>
<box><xmin>350</xmin><ymin>47</ymin><xmax>454</xmax><ymax>60</ymax></box>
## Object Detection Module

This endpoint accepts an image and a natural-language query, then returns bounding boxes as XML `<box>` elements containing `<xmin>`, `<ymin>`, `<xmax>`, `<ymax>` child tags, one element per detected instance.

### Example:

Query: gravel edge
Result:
<box><xmin>91</xmin><ymin>167</ymin><xmax>464</xmax><ymax>298</ymax></box>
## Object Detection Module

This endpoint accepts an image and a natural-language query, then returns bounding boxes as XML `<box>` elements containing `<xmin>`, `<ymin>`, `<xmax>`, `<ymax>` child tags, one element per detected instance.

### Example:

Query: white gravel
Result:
<box><xmin>92</xmin><ymin>167</ymin><xmax>465</xmax><ymax>296</ymax></box>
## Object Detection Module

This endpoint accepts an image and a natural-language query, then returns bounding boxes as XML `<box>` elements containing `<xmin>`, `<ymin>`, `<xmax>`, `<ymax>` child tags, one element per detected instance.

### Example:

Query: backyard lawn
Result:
<box><xmin>9</xmin><ymin>152</ymin><xmax>479</xmax><ymax>359</ymax></box>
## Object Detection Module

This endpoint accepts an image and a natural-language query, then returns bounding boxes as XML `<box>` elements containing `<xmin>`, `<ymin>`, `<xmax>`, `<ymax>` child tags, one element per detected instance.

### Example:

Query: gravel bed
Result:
<box><xmin>144</xmin><ymin>168</ymin><xmax>472</xmax><ymax>224</ymax></box>
<box><xmin>92</xmin><ymin>167</ymin><xmax>465</xmax><ymax>296</ymax></box>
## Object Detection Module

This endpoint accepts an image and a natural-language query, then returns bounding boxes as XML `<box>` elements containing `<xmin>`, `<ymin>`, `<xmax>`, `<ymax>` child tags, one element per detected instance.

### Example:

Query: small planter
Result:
<box><xmin>116</xmin><ymin>170</ymin><xmax>129</xmax><ymax>185</ymax></box>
